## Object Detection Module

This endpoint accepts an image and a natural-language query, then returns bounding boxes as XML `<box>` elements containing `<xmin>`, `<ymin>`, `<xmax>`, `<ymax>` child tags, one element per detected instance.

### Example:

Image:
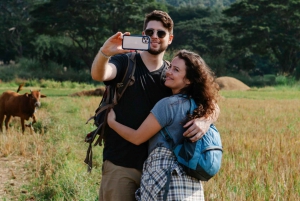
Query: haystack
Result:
<box><xmin>215</xmin><ymin>77</ymin><xmax>250</xmax><ymax>91</ymax></box>
<box><xmin>69</xmin><ymin>86</ymin><xmax>105</xmax><ymax>97</ymax></box>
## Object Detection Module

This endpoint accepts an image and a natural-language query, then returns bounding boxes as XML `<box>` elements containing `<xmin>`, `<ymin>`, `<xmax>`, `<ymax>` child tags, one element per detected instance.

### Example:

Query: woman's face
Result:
<box><xmin>165</xmin><ymin>56</ymin><xmax>191</xmax><ymax>94</ymax></box>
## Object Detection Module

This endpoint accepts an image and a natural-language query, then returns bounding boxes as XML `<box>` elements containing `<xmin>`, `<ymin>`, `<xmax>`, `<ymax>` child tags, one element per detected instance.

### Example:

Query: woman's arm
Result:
<box><xmin>107</xmin><ymin>109</ymin><xmax>162</xmax><ymax>145</ymax></box>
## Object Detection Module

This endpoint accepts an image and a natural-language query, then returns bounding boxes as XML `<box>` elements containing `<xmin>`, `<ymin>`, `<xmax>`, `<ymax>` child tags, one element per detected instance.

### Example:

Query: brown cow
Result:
<box><xmin>0</xmin><ymin>86</ymin><xmax>46</xmax><ymax>133</ymax></box>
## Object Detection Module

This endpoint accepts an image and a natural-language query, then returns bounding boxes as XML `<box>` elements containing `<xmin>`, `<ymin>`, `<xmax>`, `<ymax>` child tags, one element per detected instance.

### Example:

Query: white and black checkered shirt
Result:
<box><xmin>135</xmin><ymin>147</ymin><xmax>205</xmax><ymax>201</ymax></box>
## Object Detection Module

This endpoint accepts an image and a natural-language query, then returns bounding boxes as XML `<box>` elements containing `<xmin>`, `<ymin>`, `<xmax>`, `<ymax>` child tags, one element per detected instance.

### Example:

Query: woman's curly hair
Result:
<box><xmin>176</xmin><ymin>50</ymin><xmax>219</xmax><ymax>120</ymax></box>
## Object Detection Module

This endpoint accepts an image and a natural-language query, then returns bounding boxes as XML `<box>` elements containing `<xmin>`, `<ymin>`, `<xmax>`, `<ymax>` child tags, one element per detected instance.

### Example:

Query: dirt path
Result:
<box><xmin>0</xmin><ymin>156</ymin><xmax>32</xmax><ymax>200</ymax></box>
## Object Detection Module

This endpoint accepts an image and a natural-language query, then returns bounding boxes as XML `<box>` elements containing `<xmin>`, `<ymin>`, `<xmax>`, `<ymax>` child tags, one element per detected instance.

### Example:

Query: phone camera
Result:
<box><xmin>142</xmin><ymin>36</ymin><xmax>150</xmax><ymax>44</ymax></box>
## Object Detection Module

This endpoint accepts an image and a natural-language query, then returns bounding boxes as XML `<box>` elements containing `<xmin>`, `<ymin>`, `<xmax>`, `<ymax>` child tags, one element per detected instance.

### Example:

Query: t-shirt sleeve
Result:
<box><xmin>103</xmin><ymin>54</ymin><xmax>128</xmax><ymax>86</ymax></box>
<box><xmin>151</xmin><ymin>97</ymin><xmax>174</xmax><ymax>128</ymax></box>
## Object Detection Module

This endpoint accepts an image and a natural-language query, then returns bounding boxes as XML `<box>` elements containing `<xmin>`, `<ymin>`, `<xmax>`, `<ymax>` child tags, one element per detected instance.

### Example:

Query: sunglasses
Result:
<box><xmin>144</xmin><ymin>29</ymin><xmax>167</xmax><ymax>38</ymax></box>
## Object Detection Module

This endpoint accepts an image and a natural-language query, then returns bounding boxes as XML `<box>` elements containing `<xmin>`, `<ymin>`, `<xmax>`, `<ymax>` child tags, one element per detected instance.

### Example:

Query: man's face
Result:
<box><xmin>143</xmin><ymin>21</ymin><xmax>173</xmax><ymax>55</ymax></box>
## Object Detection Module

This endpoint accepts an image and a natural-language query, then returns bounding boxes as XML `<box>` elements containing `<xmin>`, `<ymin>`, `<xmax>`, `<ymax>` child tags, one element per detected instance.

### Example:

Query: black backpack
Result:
<box><xmin>84</xmin><ymin>52</ymin><xmax>137</xmax><ymax>172</ymax></box>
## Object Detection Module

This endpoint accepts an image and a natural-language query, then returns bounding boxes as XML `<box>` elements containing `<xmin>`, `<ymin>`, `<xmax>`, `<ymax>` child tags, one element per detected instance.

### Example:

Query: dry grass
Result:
<box><xmin>0</xmin><ymin>92</ymin><xmax>299</xmax><ymax>200</ymax></box>
<box><xmin>204</xmin><ymin>98</ymin><xmax>300</xmax><ymax>200</ymax></box>
<box><xmin>69</xmin><ymin>86</ymin><xmax>105</xmax><ymax>97</ymax></box>
<box><xmin>0</xmin><ymin>96</ymin><xmax>102</xmax><ymax>200</ymax></box>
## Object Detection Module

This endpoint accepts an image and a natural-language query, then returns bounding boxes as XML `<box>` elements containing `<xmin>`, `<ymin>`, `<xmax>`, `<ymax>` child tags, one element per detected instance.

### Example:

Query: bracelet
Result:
<box><xmin>99</xmin><ymin>47</ymin><xmax>111</xmax><ymax>59</ymax></box>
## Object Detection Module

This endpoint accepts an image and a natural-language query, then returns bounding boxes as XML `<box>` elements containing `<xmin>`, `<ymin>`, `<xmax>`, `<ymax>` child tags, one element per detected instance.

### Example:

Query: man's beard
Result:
<box><xmin>148</xmin><ymin>44</ymin><xmax>168</xmax><ymax>55</ymax></box>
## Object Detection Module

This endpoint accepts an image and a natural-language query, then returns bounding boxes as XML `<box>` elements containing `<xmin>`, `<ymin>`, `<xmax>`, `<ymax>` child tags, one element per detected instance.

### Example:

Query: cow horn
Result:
<box><xmin>17</xmin><ymin>83</ymin><xmax>25</xmax><ymax>93</ymax></box>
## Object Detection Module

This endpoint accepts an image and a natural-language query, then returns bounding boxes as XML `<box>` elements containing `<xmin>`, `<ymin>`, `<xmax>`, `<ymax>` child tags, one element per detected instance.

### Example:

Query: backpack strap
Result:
<box><xmin>163</xmin><ymin>166</ymin><xmax>172</xmax><ymax>201</ymax></box>
<box><xmin>164</xmin><ymin>60</ymin><xmax>170</xmax><ymax>67</ymax></box>
<box><xmin>160</xmin><ymin>127</ymin><xmax>173</xmax><ymax>143</ymax></box>
<box><xmin>160</xmin><ymin>95</ymin><xmax>192</xmax><ymax>145</ymax></box>
<box><xmin>94</xmin><ymin>52</ymin><xmax>137</xmax><ymax>144</ymax></box>
<box><xmin>84</xmin><ymin>52</ymin><xmax>137</xmax><ymax>172</ymax></box>
<box><xmin>116</xmin><ymin>52</ymin><xmax>137</xmax><ymax>100</ymax></box>
<box><xmin>160</xmin><ymin>60</ymin><xmax>170</xmax><ymax>85</ymax></box>
<box><xmin>160</xmin><ymin>96</ymin><xmax>193</xmax><ymax>199</ymax></box>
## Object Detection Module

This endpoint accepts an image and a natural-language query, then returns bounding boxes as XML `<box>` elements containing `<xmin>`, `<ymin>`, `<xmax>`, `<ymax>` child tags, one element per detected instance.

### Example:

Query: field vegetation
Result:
<box><xmin>0</xmin><ymin>81</ymin><xmax>299</xmax><ymax>200</ymax></box>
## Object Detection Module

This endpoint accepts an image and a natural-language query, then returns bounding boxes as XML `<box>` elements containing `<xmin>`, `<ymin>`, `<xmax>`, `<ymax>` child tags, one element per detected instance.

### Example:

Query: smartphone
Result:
<box><xmin>122</xmin><ymin>35</ymin><xmax>150</xmax><ymax>51</ymax></box>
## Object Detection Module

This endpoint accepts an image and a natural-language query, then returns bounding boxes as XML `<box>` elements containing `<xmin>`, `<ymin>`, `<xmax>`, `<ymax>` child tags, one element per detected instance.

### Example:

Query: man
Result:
<box><xmin>91</xmin><ymin>10</ymin><xmax>220</xmax><ymax>201</ymax></box>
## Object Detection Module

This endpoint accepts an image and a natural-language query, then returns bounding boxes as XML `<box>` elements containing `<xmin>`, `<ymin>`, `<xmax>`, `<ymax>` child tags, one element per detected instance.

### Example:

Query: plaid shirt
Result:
<box><xmin>135</xmin><ymin>147</ymin><xmax>205</xmax><ymax>201</ymax></box>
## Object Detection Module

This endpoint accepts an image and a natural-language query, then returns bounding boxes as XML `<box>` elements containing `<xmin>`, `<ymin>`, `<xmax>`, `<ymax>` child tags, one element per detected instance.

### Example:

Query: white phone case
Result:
<box><xmin>122</xmin><ymin>35</ymin><xmax>150</xmax><ymax>50</ymax></box>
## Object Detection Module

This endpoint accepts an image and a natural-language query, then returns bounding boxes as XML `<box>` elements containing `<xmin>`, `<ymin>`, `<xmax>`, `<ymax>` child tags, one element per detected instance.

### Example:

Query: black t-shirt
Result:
<box><xmin>103</xmin><ymin>53</ymin><xmax>172</xmax><ymax>170</ymax></box>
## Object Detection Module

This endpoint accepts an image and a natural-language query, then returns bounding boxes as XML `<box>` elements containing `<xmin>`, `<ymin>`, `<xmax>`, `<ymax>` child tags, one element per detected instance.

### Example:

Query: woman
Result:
<box><xmin>107</xmin><ymin>50</ymin><xmax>219</xmax><ymax>201</ymax></box>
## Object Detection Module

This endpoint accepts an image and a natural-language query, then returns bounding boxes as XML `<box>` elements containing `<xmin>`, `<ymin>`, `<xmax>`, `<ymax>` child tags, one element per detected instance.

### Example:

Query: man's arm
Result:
<box><xmin>91</xmin><ymin>32</ymin><xmax>131</xmax><ymax>82</ymax></box>
<box><xmin>183</xmin><ymin>103</ymin><xmax>220</xmax><ymax>142</ymax></box>
<box><xmin>91</xmin><ymin>49</ymin><xmax>117</xmax><ymax>82</ymax></box>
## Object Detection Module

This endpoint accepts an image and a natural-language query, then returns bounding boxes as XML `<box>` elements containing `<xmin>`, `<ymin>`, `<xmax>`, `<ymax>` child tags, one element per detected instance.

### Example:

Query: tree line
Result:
<box><xmin>0</xmin><ymin>0</ymin><xmax>299</xmax><ymax>79</ymax></box>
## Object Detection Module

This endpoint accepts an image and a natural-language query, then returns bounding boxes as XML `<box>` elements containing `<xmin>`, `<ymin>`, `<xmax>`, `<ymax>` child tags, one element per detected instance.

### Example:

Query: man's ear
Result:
<box><xmin>168</xmin><ymin>34</ymin><xmax>174</xmax><ymax>45</ymax></box>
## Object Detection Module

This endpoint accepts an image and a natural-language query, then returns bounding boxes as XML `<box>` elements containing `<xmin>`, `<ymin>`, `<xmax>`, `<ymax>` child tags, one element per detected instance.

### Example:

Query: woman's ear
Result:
<box><xmin>184</xmin><ymin>78</ymin><xmax>191</xmax><ymax>85</ymax></box>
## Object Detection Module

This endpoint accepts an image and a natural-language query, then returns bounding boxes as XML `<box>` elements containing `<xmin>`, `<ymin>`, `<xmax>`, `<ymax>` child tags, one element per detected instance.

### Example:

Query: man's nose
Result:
<box><xmin>152</xmin><ymin>31</ymin><xmax>159</xmax><ymax>38</ymax></box>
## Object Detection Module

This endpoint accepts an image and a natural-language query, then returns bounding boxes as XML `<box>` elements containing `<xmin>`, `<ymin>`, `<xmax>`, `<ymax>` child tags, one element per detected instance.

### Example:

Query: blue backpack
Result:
<box><xmin>160</xmin><ymin>98</ymin><xmax>223</xmax><ymax>181</ymax></box>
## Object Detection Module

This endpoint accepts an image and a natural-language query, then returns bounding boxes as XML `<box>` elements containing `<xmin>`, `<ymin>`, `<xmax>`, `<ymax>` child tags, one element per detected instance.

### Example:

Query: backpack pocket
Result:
<box><xmin>173</xmin><ymin>124</ymin><xmax>223</xmax><ymax>181</ymax></box>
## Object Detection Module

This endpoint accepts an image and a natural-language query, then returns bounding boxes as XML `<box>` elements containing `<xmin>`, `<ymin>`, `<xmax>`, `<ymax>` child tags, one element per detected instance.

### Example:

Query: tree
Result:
<box><xmin>30</xmin><ymin>0</ymin><xmax>153</xmax><ymax>69</ymax></box>
<box><xmin>170</xmin><ymin>6</ymin><xmax>230</xmax><ymax>57</ymax></box>
<box><xmin>0</xmin><ymin>0</ymin><xmax>35</xmax><ymax>61</ymax></box>
<box><xmin>167</xmin><ymin>6</ymin><xmax>231</xmax><ymax>76</ymax></box>
<box><xmin>157</xmin><ymin>0</ymin><xmax>237</xmax><ymax>7</ymax></box>
<box><xmin>223</xmin><ymin>0</ymin><xmax>300</xmax><ymax>75</ymax></box>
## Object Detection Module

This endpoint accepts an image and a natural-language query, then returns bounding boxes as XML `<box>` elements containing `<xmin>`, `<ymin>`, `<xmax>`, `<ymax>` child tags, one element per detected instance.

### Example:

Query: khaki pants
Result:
<box><xmin>99</xmin><ymin>160</ymin><xmax>142</xmax><ymax>201</ymax></box>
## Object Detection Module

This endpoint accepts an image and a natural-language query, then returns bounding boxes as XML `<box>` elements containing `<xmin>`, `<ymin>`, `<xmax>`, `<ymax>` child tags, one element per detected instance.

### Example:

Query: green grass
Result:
<box><xmin>220</xmin><ymin>86</ymin><xmax>300</xmax><ymax>100</ymax></box>
<box><xmin>0</xmin><ymin>93</ymin><xmax>103</xmax><ymax>200</ymax></box>
<box><xmin>0</xmin><ymin>80</ymin><xmax>103</xmax><ymax>97</ymax></box>
<box><xmin>0</xmin><ymin>87</ymin><xmax>92</xmax><ymax>97</ymax></box>
<box><xmin>0</xmin><ymin>82</ymin><xmax>299</xmax><ymax>200</ymax></box>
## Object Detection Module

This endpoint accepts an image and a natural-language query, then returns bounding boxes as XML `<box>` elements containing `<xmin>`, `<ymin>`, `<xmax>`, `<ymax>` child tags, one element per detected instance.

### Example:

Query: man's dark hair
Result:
<box><xmin>143</xmin><ymin>10</ymin><xmax>174</xmax><ymax>34</ymax></box>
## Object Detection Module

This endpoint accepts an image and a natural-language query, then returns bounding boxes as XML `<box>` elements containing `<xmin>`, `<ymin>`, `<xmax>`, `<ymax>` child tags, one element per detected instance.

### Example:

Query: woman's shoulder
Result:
<box><xmin>157</xmin><ymin>94</ymin><xmax>188</xmax><ymax>106</ymax></box>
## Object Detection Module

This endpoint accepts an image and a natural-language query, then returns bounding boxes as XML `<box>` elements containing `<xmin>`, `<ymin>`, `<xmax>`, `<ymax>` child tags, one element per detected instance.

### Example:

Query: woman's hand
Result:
<box><xmin>107</xmin><ymin>108</ymin><xmax>116</xmax><ymax>127</ymax></box>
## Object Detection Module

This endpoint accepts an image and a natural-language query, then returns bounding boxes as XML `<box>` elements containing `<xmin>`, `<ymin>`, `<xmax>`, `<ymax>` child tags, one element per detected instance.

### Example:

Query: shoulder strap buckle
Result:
<box><xmin>116</xmin><ymin>82</ymin><xmax>124</xmax><ymax>88</ymax></box>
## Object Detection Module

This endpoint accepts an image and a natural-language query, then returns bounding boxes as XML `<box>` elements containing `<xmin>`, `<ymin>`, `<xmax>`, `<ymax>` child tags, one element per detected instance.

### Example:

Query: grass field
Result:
<box><xmin>0</xmin><ymin>85</ymin><xmax>299</xmax><ymax>200</ymax></box>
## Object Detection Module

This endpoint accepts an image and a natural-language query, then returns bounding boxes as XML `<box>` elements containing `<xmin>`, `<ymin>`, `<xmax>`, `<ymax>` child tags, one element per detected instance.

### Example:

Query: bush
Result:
<box><xmin>263</xmin><ymin>74</ymin><xmax>276</xmax><ymax>85</ymax></box>
<box><xmin>275</xmin><ymin>75</ymin><xmax>287</xmax><ymax>85</ymax></box>
<box><xmin>295</xmin><ymin>65</ymin><xmax>300</xmax><ymax>81</ymax></box>
<box><xmin>203</xmin><ymin>55</ymin><xmax>227</xmax><ymax>77</ymax></box>
<box><xmin>275</xmin><ymin>76</ymin><xmax>297</xmax><ymax>86</ymax></box>
<box><xmin>223</xmin><ymin>73</ymin><xmax>299</xmax><ymax>87</ymax></box>
<box><xmin>0</xmin><ymin>65</ymin><xmax>16</xmax><ymax>82</ymax></box>
<box><xmin>0</xmin><ymin>58</ymin><xmax>96</xmax><ymax>84</ymax></box>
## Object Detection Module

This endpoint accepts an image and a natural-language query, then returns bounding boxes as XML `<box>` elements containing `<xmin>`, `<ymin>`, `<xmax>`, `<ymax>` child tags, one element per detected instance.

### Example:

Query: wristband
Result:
<box><xmin>99</xmin><ymin>47</ymin><xmax>111</xmax><ymax>59</ymax></box>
